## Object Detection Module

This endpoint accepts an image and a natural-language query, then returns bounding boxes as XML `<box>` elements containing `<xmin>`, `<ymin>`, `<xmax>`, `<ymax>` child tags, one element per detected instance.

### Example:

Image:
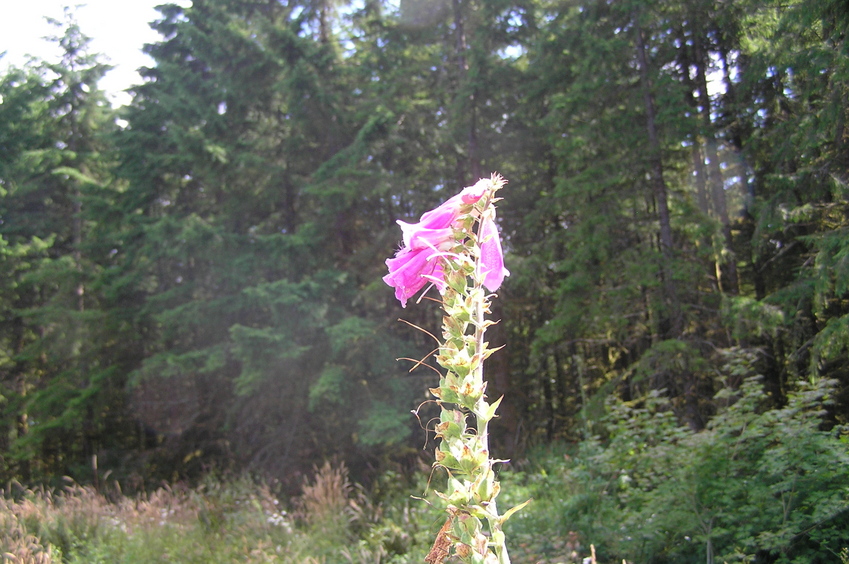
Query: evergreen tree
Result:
<box><xmin>109</xmin><ymin>0</ymin><xmax>427</xmax><ymax>483</ymax></box>
<box><xmin>733</xmin><ymin>0</ymin><xmax>849</xmax><ymax>413</ymax></box>
<box><xmin>513</xmin><ymin>0</ymin><xmax>718</xmax><ymax>437</ymax></box>
<box><xmin>0</xmin><ymin>11</ymin><xmax>125</xmax><ymax>482</ymax></box>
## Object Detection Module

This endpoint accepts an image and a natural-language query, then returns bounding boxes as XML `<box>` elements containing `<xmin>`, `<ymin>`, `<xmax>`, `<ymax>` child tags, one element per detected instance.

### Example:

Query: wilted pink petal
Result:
<box><xmin>479</xmin><ymin>216</ymin><xmax>509</xmax><ymax>291</ymax></box>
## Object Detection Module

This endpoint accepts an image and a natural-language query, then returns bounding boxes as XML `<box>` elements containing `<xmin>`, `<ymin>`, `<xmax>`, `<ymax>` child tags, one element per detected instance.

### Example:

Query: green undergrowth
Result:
<box><xmin>500</xmin><ymin>378</ymin><xmax>849</xmax><ymax>564</ymax></box>
<box><xmin>3</xmin><ymin>379</ymin><xmax>848</xmax><ymax>564</ymax></box>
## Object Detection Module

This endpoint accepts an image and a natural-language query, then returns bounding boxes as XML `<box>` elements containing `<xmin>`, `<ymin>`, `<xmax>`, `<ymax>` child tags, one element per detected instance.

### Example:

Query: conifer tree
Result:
<box><xmin>0</xmin><ymin>11</ymin><xmax>123</xmax><ymax>481</ymax></box>
<box><xmin>109</xmin><ymin>0</ymin><xmax>429</xmax><ymax>481</ymax></box>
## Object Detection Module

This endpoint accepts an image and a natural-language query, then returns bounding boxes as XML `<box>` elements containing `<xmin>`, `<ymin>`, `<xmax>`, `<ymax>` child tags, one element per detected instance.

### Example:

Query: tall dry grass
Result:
<box><xmin>1</xmin><ymin>480</ymin><xmax>109</xmax><ymax>563</ymax></box>
<box><xmin>0</xmin><ymin>476</ymin><xmax>297</xmax><ymax>563</ymax></box>
<box><xmin>1</xmin><ymin>496</ymin><xmax>55</xmax><ymax>563</ymax></box>
<box><xmin>0</xmin><ymin>467</ymin><xmax>441</xmax><ymax>563</ymax></box>
<box><xmin>296</xmin><ymin>460</ymin><xmax>352</xmax><ymax>528</ymax></box>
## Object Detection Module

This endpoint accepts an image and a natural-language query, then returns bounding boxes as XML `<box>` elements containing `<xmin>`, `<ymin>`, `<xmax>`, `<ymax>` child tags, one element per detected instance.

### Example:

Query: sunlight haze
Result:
<box><xmin>0</xmin><ymin>1</ymin><xmax>191</xmax><ymax>106</ymax></box>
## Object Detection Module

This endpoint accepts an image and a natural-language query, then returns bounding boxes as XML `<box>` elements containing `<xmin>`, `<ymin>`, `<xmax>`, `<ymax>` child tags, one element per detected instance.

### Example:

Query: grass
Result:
<box><xmin>0</xmin><ymin>454</ymin><xmax>601</xmax><ymax>564</ymax></box>
<box><xmin>0</xmin><ymin>459</ymin><xmax>593</xmax><ymax>564</ymax></box>
<box><xmin>0</xmin><ymin>465</ymin><xmax>454</xmax><ymax>564</ymax></box>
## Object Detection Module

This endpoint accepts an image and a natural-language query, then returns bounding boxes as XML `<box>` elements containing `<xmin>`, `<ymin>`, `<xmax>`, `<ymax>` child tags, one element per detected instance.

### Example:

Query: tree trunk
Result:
<box><xmin>452</xmin><ymin>0</ymin><xmax>480</xmax><ymax>184</ymax></box>
<box><xmin>635</xmin><ymin>18</ymin><xmax>683</xmax><ymax>338</ymax></box>
<box><xmin>692</xmin><ymin>21</ymin><xmax>739</xmax><ymax>295</ymax></box>
<box><xmin>486</xmin><ymin>299</ymin><xmax>520</xmax><ymax>456</ymax></box>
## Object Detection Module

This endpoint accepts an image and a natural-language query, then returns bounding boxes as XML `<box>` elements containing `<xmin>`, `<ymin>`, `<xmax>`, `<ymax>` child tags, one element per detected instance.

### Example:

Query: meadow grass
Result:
<box><xmin>0</xmin><ymin>465</ymin><xmax>455</xmax><ymax>564</ymax></box>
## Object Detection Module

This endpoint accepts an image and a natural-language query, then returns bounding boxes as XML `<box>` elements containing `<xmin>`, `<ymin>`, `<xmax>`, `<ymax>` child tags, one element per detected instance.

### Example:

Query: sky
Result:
<box><xmin>0</xmin><ymin>1</ymin><xmax>191</xmax><ymax>106</ymax></box>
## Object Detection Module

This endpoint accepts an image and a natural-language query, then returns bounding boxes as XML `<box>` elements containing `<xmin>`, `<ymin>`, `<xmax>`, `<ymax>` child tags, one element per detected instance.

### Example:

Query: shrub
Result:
<box><xmin>500</xmin><ymin>377</ymin><xmax>849</xmax><ymax>563</ymax></box>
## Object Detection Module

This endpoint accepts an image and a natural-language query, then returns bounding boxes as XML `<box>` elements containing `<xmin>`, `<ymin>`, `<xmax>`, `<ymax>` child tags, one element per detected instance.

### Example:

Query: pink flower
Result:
<box><xmin>383</xmin><ymin>180</ymin><xmax>508</xmax><ymax>307</ymax></box>
<box><xmin>384</xmin><ymin>246</ymin><xmax>447</xmax><ymax>307</ymax></box>
<box><xmin>479</xmin><ymin>215</ymin><xmax>508</xmax><ymax>291</ymax></box>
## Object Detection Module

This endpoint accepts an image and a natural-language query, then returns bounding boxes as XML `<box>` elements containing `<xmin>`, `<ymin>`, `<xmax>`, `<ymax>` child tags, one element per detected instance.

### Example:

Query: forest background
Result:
<box><xmin>1</xmin><ymin>0</ymin><xmax>848</xmax><ymax>562</ymax></box>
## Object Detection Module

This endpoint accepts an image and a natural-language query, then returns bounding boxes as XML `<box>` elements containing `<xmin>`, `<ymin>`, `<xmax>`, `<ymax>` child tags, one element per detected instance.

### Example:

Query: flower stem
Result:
<box><xmin>394</xmin><ymin>174</ymin><xmax>520</xmax><ymax>564</ymax></box>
